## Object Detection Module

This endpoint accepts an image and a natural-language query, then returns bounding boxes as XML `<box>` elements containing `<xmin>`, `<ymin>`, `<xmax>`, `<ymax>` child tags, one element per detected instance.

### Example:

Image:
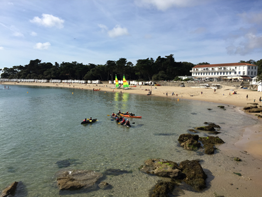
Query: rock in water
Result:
<box><xmin>1</xmin><ymin>181</ymin><xmax>18</xmax><ymax>197</ymax></box>
<box><xmin>139</xmin><ymin>159</ymin><xmax>182</xmax><ymax>179</ymax></box>
<box><xmin>56</xmin><ymin>170</ymin><xmax>103</xmax><ymax>190</ymax></box>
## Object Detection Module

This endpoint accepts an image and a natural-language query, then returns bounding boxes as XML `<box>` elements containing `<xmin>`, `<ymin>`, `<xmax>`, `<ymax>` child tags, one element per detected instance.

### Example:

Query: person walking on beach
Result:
<box><xmin>246</xmin><ymin>94</ymin><xmax>248</xmax><ymax>99</ymax></box>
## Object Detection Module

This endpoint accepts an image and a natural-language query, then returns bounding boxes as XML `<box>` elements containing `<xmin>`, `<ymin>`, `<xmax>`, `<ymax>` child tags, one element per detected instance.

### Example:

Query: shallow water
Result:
<box><xmin>0</xmin><ymin>85</ymin><xmax>259</xmax><ymax>196</ymax></box>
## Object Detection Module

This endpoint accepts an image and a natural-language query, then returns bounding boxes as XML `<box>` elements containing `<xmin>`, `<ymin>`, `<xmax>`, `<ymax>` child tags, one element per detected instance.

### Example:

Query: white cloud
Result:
<box><xmin>134</xmin><ymin>0</ymin><xmax>207</xmax><ymax>10</ymax></box>
<box><xmin>30</xmin><ymin>14</ymin><xmax>64</xmax><ymax>28</ymax></box>
<box><xmin>13</xmin><ymin>32</ymin><xmax>24</xmax><ymax>37</ymax></box>
<box><xmin>226</xmin><ymin>33</ymin><xmax>262</xmax><ymax>55</ymax></box>
<box><xmin>98</xmin><ymin>24</ymin><xmax>108</xmax><ymax>32</ymax></box>
<box><xmin>34</xmin><ymin>42</ymin><xmax>51</xmax><ymax>50</ymax></box>
<box><xmin>0</xmin><ymin>46</ymin><xmax>4</xmax><ymax>50</ymax></box>
<box><xmin>31</xmin><ymin>31</ymin><xmax>37</xmax><ymax>36</ymax></box>
<box><xmin>108</xmin><ymin>25</ymin><xmax>129</xmax><ymax>38</ymax></box>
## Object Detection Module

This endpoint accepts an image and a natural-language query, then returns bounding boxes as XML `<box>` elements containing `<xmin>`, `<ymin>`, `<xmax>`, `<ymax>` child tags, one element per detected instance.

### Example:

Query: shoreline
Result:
<box><xmin>2</xmin><ymin>82</ymin><xmax>262</xmax><ymax>160</ymax></box>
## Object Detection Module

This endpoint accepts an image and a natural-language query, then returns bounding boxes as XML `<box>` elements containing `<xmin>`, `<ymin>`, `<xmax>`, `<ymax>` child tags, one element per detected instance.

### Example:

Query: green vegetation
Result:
<box><xmin>1</xmin><ymin>55</ymin><xmax>195</xmax><ymax>80</ymax></box>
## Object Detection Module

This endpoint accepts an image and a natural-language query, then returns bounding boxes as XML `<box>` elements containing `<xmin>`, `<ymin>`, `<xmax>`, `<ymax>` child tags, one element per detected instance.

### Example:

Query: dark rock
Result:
<box><xmin>243</xmin><ymin>105</ymin><xmax>257</xmax><ymax>110</ymax></box>
<box><xmin>234</xmin><ymin>157</ymin><xmax>242</xmax><ymax>161</ymax></box>
<box><xmin>204</xmin><ymin>144</ymin><xmax>215</xmax><ymax>154</ymax></box>
<box><xmin>104</xmin><ymin>169</ymin><xmax>132</xmax><ymax>176</ymax></box>
<box><xmin>178</xmin><ymin>134</ymin><xmax>199</xmax><ymax>144</ymax></box>
<box><xmin>140</xmin><ymin>159</ymin><xmax>207</xmax><ymax>192</ymax></box>
<box><xmin>217</xmin><ymin>106</ymin><xmax>225</xmax><ymax>109</ymax></box>
<box><xmin>139</xmin><ymin>159</ymin><xmax>181</xmax><ymax>178</ymax></box>
<box><xmin>179</xmin><ymin>160</ymin><xmax>207</xmax><ymax>191</ymax></box>
<box><xmin>178</xmin><ymin>134</ymin><xmax>201</xmax><ymax>151</ymax></box>
<box><xmin>149</xmin><ymin>181</ymin><xmax>176</xmax><ymax>197</ymax></box>
<box><xmin>181</xmin><ymin>138</ymin><xmax>201</xmax><ymax>151</ymax></box>
<box><xmin>98</xmin><ymin>181</ymin><xmax>110</xmax><ymax>189</ymax></box>
<box><xmin>248</xmin><ymin>107</ymin><xmax>262</xmax><ymax>113</ymax></box>
<box><xmin>199</xmin><ymin>136</ymin><xmax>225</xmax><ymax>145</ymax></box>
<box><xmin>1</xmin><ymin>181</ymin><xmax>18</xmax><ymax>197</ymax></box>
<box><xmin>56</xmin><ymin>170</ymin><xmax>103</xmax><ymax>190</ymax></box>
<box><xmin>233</xmin><ymin>172</ymin><xmax>242</xmax><ymax>176</ymax></box>
<box><xmin>195</xmin><ymin>123</ymin><xmax>220</xmax><ymax>132</ymax></box>
<box><xmin>207</xmin><ymin>108</ymin><xmax>212</xmax><ymax>110</ymax></box>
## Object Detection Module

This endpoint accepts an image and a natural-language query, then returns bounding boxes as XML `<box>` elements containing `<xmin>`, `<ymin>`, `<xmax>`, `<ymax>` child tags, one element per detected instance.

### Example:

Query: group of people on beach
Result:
<box><xmin>111</xmin><ymin>110</ymin><xmax>131</xmax><ymax>127</ymax></box>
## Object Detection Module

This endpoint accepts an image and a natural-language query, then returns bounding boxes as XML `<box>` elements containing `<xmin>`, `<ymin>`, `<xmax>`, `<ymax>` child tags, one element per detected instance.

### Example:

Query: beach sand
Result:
<box><xmin>2</xmin><ymin>81</ymin><xmax>262</xmax><ymax>196</ymax></box>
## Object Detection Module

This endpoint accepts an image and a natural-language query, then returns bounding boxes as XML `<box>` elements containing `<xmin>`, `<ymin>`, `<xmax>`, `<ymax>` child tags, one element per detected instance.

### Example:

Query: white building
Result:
<box><xmin>190</xmin><ymin>63</ymin><xmax>257</xmax><ymax>80</ymax></box>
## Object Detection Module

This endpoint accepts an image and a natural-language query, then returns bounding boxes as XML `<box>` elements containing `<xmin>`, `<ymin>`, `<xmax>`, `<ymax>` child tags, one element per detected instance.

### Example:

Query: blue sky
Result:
<box><xmin>1</xmin><ymin>0</ymin><xmax>262</xmax><ymax>70</ymax></box>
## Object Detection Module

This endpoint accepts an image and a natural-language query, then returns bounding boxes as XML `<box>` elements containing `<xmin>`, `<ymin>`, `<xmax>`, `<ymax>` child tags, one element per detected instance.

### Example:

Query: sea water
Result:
<box><xmin>0</xmin><ymin>85</ymin><xmax>258</xmax><ymax>196</ymax></box>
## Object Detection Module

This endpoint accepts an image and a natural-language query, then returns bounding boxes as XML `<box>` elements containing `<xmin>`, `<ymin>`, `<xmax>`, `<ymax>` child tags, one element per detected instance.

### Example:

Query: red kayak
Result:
<box><xmin>120</xmin><ymin>114</ymin><xmax>142</xmax><ymax>118</ymax></box>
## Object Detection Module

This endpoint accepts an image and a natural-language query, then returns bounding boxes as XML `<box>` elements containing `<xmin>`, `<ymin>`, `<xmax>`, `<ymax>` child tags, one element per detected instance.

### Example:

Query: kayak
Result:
<box><xmin>120</xmin><ymin>114</ymin><xmax>142</xmax><ymax>119</ymax></box>
<box><xmin>81</xmin><ymin>119</ymin><xmax>97</xmax><ymax>124</ymax></box>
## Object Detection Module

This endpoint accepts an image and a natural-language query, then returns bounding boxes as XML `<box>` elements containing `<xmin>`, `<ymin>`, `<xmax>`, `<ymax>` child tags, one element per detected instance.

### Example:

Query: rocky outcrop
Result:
<box><xmin>178</xmin><ymin>134</ymin><xmax>224</xmax><ymax>155</ymax></box>
<box><xmin>139</xmin><ymin>159</ymin><xmax>181</xmax><ymax>178</ymax></box>
<box><xmin>179</xmin><ymin>160</ymin><xmax>207</xmax><ymax>191</ymax></box>
<box><xmin>243</xmin><ymin>105</ymin><xmax>258</xmax><ymax>110</ymax></box>
<box><xmin>140</xmin><ymin>159</ymin><xmax>207</xmax><ymax>192</ymax></box>
<box><xmin>56</xmin><ymin>170</ymin><xmax>103</xmax><ymax>190</ymax></box>
<box><xmin>1</xmin><ymin>181</ymin><xmax>18</xmax><ymax>197</ymax></box>
<box><xmin>199</xmin><ymin>136</ymin><xmax>225</xmax><ymax>155</ymax></box>
<box><xmin>149</xmin><ymin>181</ymin><xmax>176</xmax><ymax>197</ymax></box>
<box><xmin>247</xmin><ymin>107</ymin><xmax>262</xmax><ymax>113</ymax></box>
<box><xmin>195</xmin><ymin>122</ymin><xmax>220</xmax><ymax>132</ymax></box>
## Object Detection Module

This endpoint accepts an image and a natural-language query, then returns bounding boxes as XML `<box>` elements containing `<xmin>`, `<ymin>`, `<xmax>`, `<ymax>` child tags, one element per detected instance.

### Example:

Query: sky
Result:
<box><xmin>0</xmin><ymin>0</ymin><xmax>262</xmax><ymax>70</ymax></box>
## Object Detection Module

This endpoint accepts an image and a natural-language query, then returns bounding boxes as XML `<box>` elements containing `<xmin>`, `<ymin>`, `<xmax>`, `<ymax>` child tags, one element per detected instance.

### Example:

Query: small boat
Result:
<box><xmin>81</xmin><ymin>119</ymin><xmax>97</xmax><ymax>124</ymax></box>
<box><xmin>93</xmin><ymin>89</ymin><xmax>100</xmax><ymax>91</ymax></box>
<box><xmin>120</xmin><ymin>114</ymin><xmax>142</xmax><ymax>119</ymax></box>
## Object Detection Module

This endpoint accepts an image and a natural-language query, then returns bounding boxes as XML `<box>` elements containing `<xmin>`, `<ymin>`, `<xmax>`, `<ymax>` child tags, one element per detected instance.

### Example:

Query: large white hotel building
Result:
<box><xmin>190</xmin><ymin>63</ymin><xmax>257</xmax><ymax>80</ymax></box>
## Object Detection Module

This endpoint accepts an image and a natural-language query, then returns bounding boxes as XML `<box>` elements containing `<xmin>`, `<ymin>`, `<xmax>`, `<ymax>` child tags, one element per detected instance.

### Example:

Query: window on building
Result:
<box><xmin>254</xmin><ymin>72</ymin><xmax>256</xmax><ymax>75</ymax></box>
<box><xmin>243</xmin><ymin>71</ymin><xmax>245</xmax><ymax>75</ymax></box>
<box><xmin>226</xmin><ymin>72</ymin><xmax>228</xmax><ymax>75</ymax></box>
<box><xmin>251</xmin><ymin>71</ymin><xmax>253</xmax><ymax>75</ymax></box>
<box><xmin>239</xmin><ymin>71</ymin><xmax>241</xmax><ymax>74</ymax></box>
<box><xmin>248</xmin><ymin>71</ymin><xmax>250</xmax><ymax>75</ymax></box>
<box><xmin>248</xmin><ymin>66</ymin><xmax>250</xmax><ymax>69</ymax></box>
<box><xmin>234</xmin><ymin>72</ymin><xmax>236</xmax><ymax>74</ymax></box>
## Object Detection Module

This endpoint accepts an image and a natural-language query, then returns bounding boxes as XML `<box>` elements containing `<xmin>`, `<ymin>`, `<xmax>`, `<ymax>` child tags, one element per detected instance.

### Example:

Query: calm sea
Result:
<box><xmin>0</xmin><ymin>85</ymin><xmax>257</xmax><ymax>196</ymax></box>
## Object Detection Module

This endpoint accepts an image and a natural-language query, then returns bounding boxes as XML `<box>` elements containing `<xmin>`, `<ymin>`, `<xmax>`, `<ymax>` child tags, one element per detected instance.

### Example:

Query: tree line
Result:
<box><xmin>1</xmin><ymin>55</ymin><xmax>262</xmax><ymax>81</ymax></box>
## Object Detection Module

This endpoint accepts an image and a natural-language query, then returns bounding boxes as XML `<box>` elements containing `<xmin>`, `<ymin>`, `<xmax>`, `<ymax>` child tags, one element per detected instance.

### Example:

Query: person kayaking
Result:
<box><xmin>120</xmin><ymin>118</ymin><xmax>126</xmax><ymax>125</ymax></box>
<box><xmin>117</xmin><ymin>110</ymin><xmax>121</xmax><ymax>115</ymax></box>
<box><xmin>83</xmin><ymin>118</ymin><xmax>87</xmax><ymax>122</ymax></box>
<box><xmin>124</xmin><ymin>111</ymin><xmax>129</xmax><ymax>115</ymax></box>
<box><xmin>124</xmin><ymin>119</ymin><xmax>130</xmax><ymax>127</ymax></box>
<box><xmin>115</xmin><ymin>116</ymin><xmax>120</xmax><ymax>122</ymax></box>
<box><xmin>112</xmin><ymin>112</ymin><xmax>116</xmax><ymax>117</ymax></box>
